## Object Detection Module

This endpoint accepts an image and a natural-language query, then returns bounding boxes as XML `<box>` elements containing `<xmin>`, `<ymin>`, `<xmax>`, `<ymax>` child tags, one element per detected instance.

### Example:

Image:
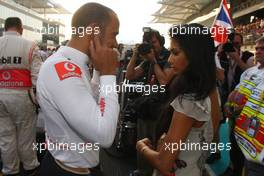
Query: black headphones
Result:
<box><xmin>142</xmin><ymin>27</ymin><xmax>165</xmax><ymax>46</ymax></box>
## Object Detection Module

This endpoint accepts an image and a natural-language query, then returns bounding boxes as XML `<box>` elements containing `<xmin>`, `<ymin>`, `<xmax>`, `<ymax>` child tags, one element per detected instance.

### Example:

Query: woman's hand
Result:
<box><xmin>136</xmin><ymin>138</ymin><xmax>153</xmax><ymax>153</ymax></box>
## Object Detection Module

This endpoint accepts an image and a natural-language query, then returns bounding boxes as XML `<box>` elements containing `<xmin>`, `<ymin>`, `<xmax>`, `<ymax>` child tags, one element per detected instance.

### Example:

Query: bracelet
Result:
<box><xmin>141</xmin><ymin>146</ymin><xmax>149</xmax><ymax>154</ymax></box>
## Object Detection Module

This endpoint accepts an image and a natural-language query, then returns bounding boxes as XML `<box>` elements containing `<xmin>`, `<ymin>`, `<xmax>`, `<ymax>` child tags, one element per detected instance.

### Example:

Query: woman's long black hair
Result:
<box><xmin>156</xmin><ymin>23</ymin><xmax>217</xmax><ymax>140</ymax></box>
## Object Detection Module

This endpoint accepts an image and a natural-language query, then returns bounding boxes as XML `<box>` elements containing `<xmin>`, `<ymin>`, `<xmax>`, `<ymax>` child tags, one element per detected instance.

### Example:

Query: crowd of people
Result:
<box><xmin>38</xmin><ymin>46</ymin><xmax>56</xmax><ymax>62</ymax></box>
<box><xmin>0</xmin><ymin>2</ymin><xmax>264</xmax><ymax>176</ymax></box>
<box><xmin>235</xmin><ymin>17</ymin><xmax>264</xmax><ymax>44</ymax></box>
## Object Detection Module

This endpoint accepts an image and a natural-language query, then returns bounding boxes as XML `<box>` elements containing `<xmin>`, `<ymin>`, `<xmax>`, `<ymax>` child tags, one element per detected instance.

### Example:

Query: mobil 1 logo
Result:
<box><xmin>0</xmin><ymin>56</ymin><xmax>22</xmax><ymax>64</ymax></box>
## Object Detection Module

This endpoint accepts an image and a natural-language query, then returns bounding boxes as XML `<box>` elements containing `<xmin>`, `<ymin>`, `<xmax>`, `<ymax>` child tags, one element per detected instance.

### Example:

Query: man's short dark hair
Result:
<box><xmin>4</xmin><ymin>17</ymin><xmax>22</xmax><ymax>31</ymax></box>
<box><xmin>71</xmin><ymin>2</ymin><xmax>115</xmax><ymax>37</ymax></box>
<box><xmin>143</xmin><ymin>29</ymin><xmax>165</xmax><ymax>46</ymax></box>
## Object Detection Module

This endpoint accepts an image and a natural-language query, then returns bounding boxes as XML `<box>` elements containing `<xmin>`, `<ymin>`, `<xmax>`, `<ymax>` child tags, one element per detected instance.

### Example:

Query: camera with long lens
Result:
<box><xmin>125</xmin><ymin>42</ymin><xmax>152</xmax><ymax>60</ymax></box>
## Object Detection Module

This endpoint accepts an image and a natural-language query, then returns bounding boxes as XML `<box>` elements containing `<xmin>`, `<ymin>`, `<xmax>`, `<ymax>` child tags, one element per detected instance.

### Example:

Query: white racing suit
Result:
<box><xmin>37</xmin><ymin>46</ymin><xmax>120</xmax><ymax>169</ymax></box>
<box><xmin>0</xmin><ymin>31</ymin><xmax>42</xmax><ymax>175</ymax></box>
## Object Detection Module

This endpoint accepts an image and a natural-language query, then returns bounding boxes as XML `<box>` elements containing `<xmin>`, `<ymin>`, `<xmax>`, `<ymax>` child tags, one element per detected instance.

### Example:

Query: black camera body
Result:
<box><xmin>137</xmin><ymin>42</ymin><xmax>152</xmax><ymax>55</ymax></box>
<box><xmin>223</xmin><ymin>42</ymin><xmax>236</xmax><ymax>52</ymax></box>
<box><xmin>124</xmin><ymin>43</ymin><xmax>153</xmax><ymax>58</ymax></box>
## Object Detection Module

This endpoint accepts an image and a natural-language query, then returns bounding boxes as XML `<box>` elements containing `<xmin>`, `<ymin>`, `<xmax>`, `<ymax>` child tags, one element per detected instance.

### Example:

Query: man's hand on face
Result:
<box><xmin>89</xmin><ymin>35</ymin><xmax>118</xmax><ymax>75</ymax></box>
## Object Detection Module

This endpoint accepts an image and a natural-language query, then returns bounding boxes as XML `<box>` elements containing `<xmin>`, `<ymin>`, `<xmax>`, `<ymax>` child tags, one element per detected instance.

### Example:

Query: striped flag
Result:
<box><xmin>211</xmin><ymin>0</ymin><xmax>233</xmax><ymax>46</ymax></box>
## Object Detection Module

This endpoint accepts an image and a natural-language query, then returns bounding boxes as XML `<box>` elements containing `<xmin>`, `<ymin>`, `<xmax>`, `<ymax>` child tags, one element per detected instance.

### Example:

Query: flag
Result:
<box><xmin>211</xmin><ymin>0</ymin><xmax>233</xmax><ymax>46</ymax></box>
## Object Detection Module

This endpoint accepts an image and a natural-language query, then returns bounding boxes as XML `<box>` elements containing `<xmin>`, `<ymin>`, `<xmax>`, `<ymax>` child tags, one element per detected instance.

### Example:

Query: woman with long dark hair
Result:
<box><xmin>136</xmin><ymin>23</ymin><xmax>219</xmax><ymax>176</ymax></box>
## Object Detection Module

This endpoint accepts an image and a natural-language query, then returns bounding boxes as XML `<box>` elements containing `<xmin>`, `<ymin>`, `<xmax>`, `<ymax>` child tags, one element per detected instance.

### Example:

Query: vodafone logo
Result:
<box><xmin>64</xmin><ymin>62</ymin><xmax>76</xmax><ymax>72</ymax></box>
<box><xmin>2</xmin><ymin>71</ymin><xmax>11</xmax><ymax>80</ymax></box>
<box><xmin>55</xmin><ymin>61</ymin><xmax>82</xmax><ymax>81</ymax></box>
<box><xmin>0</xmin><ymin>69</ymin><xmax>31</xmax><ymax>88</ymax></box>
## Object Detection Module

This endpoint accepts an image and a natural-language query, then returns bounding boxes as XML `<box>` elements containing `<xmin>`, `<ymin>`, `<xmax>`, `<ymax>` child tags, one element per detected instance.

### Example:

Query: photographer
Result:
<box><xmin>216</xmin><ymin>32</ymin><xmax>255</xmax><ymax>123</ymax></box>
<box><xmin>220</xmin><ymin>32</ymin><xmax>255</xmax><ymax>92</ymax></box>
<box><xmin>126</xmin><ymin>28</ymin><xmax>174</xmax><ymax>85</ymax></box>
<box><xmin>125</xmin><ymin>29</ymin><xmax>174</xmax><ymax>176</ymax></box>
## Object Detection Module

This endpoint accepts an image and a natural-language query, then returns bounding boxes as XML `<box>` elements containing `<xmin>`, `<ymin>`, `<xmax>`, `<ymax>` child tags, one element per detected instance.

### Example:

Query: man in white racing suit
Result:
<box><xmin>0</xmin><ymin>17</ymin><xmax>42</xmax><ymax>176</ymax></box>
<box><xmin>37</xmin><ymin>3</ymin><xmax>120</xmax><ymax>176</ymax></box>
